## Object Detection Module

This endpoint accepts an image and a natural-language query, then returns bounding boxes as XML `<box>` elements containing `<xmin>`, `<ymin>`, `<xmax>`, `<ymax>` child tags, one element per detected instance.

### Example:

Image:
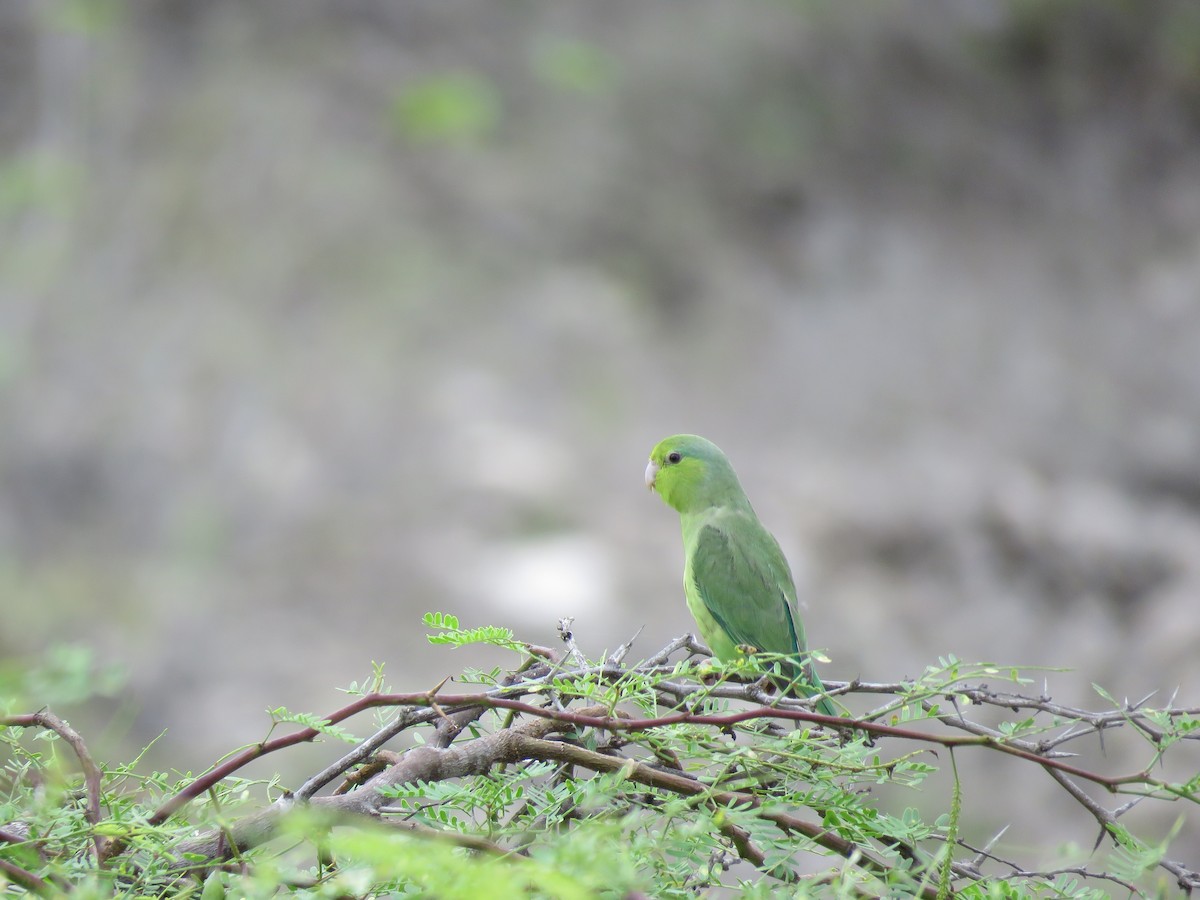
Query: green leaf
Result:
<box><xmin>1093</xmin><ymin>683</ymin><xmax>1117</xmax><ymax>705</ymax></box>
<box><xmin>269</xmin><ymin>707</ymin><xmax>357</xmax><ymax>743</ymax></box>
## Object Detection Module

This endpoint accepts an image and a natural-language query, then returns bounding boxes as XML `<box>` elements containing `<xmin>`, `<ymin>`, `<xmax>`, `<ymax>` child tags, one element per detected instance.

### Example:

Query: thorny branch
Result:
<box><xmin>3</xmin><ymin>631</ymin><xmax>1198</xmax><ymax>894</ymax></box>
<box><xmin>0</xmin><ymin>856</ymin><xmax>54</xmax><ymax>896</ymax></box>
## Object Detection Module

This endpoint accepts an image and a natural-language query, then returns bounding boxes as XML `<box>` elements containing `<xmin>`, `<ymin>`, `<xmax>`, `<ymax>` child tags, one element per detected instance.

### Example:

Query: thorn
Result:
<box><xmin>970</xmin><ymin>823</ymin><xmax>1009</xmax><ymax>868</ymax></box>
<box><xmin>1113</xmin><ymin>796</ymin><xmax>1147</xmax><ymax>818</ymax></box>
<box><xmin>611</xmin><ymin>625</ymin><xmax>645</xmax><ymax>666</ymax></box>
<box><xmin>1130</xmin><ymin>689</ymin><xmax>1158</xmax><ymax>711</ymax></box>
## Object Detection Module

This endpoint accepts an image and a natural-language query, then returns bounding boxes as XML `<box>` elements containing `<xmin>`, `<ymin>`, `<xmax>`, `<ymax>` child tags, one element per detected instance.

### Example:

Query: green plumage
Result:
<box><xmin>646</xmin><ymin>434</ymin><xmax>836</xmax><ymax>716</ymax></box>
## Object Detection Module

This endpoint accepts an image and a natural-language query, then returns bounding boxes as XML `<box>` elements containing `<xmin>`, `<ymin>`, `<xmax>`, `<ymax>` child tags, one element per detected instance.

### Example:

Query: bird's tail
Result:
<box><xmin>779</xmin><ymin>655</ymin><xmax>838</xmax><ymax>717</ymax></box>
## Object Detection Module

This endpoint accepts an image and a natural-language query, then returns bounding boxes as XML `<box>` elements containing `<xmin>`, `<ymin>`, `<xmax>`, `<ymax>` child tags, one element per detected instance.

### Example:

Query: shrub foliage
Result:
<box><xmin>2</xmin><ymin>613</ymin><xmax>1198</xmax><ymax>897</ymax></box>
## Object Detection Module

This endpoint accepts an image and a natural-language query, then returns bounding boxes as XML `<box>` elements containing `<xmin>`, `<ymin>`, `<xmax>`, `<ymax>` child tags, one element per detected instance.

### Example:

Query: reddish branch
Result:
<box><xmin>2</xmin><ymin>710</ymin><xmax>107</xmax><ymax>861</ymax></box>
<box><xmin>5</xmin><ymin>636</ymin><xmax>1197</xmax><ymax>893</ymax></box>
<box><xmin>0</xmin><ymin>856</ymin><xmax>53</xmax><ymax>896</ymax></box>
<box><xmin>144</xmin><ymin>685</ymin><xmax>1156</xmax><ymax>823</ymax></box>
<box><xmin>170</xmin><ymin>704</ymin><xmax>948</xmax><ymax>896</ymax></box>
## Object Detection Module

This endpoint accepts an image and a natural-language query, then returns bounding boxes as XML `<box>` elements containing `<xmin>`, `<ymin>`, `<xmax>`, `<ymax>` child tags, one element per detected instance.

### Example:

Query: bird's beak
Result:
<box><xmin>644</xmin><ymin>460</ymin><xmax>659</xmax><ymax>490</ymax></box>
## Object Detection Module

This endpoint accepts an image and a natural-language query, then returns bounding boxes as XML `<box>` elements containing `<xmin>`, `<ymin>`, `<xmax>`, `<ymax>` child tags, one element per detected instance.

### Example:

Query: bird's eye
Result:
<box><xmin>667</xmin><ymin>451</ymin><xmax>682</xmax><ymax>464</ymax></box>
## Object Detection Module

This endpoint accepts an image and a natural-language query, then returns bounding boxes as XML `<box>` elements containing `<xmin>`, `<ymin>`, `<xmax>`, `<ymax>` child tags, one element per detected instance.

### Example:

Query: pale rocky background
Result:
<box><xmin>3</xmin><ymin>0</ymin><xmax>1199</xmax><ymax>864</ymax></box>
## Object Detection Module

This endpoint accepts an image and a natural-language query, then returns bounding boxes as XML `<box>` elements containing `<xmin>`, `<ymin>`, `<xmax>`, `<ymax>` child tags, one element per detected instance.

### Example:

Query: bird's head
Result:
<box><xmin>645</xmin><ymin>434</ymin><xmax>749</xmax><ymax>515</ymax></box>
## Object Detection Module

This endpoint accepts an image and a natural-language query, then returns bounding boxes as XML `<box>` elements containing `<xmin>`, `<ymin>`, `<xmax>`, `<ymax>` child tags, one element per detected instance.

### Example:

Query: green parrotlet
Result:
<box><xmin>645</xmin><ymin>434</ymin><xmax>836</xmax><ymax>715</ymax></box>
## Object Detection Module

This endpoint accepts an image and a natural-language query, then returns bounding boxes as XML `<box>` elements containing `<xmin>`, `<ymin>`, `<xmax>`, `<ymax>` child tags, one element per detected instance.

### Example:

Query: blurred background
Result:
<box><xmin>3</xmin><ymin>0</ymin><xmax>1199</xmax><ymax>863</ymax></box>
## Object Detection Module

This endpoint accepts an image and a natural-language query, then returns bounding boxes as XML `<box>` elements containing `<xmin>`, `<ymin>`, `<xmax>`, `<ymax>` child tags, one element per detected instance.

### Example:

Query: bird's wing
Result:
<box><xmin>687</xmin><ymin>511</ymin><xmax>834</xmax><ymax>713</ymax></box>
<box><xmin>688</xmin><ymin>513</ymin><xmax>806</xmax><ymax>659</ymax></box>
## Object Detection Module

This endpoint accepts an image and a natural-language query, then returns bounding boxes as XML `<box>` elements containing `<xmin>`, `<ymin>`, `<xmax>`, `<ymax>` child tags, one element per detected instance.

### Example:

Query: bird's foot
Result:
<box><xmin>694</xmin><ymin>657</ymin><xmax>722</xmax><ymax>686</ymax></box>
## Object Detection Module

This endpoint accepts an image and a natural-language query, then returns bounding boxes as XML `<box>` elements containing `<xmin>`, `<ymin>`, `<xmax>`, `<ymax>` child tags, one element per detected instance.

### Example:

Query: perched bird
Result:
<box><xmin>645</xmin><ymin>434</ymin><xmax>836</xmax><ymax>715</ymax></box>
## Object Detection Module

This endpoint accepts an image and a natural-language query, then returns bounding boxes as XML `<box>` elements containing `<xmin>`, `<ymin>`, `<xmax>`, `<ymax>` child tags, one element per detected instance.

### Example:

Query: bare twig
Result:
<box><xmin>557</xmin><ymin>617</ymin><xmax>586</xmax><ymax>667</ymax></box>
<box><xmin>610</xmin><ymin>625</ymin><xmax>645</xmax><ymax>666</ymax></box>
<box><xmin>295</xmin><ymin>706</ymin><xmax>441</xmax><ymax>800</ymax></box>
